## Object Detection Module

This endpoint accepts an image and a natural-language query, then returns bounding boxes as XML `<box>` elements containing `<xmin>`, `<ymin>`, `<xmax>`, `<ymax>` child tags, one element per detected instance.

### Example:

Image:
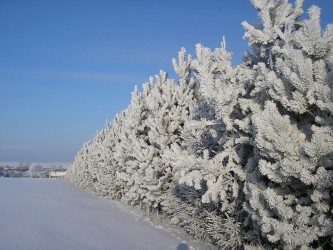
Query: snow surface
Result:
<box><xmin>0</xmin><ymin>178</ymin><xmax>209</xmax><ymax>250</ymax></box>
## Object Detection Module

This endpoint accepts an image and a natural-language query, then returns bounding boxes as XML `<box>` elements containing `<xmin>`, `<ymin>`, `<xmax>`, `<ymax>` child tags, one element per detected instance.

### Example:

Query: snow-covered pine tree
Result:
<box><xmin>68</xmin><ymin>85</ymin><xmax>148</xmax><ymax>200</ymax></box>
<box><xmin>66</xmin><ymin>130</ymin><xmax>104</xmax><ymax>193</ymax></box>
<box><xmin>240</xmin><ymin>0</ymin><xmax>333</xmax><ymax>248</ymax></box>
<box><xmin>115</xmin><ymin>49</ymin><xmax>199</xmax><ymax>213</ymax></box>
<box><xmin>112</xmin><ymin>86</ymin><xmax>150</xmax><ymax>205</ymax></box>
<box><xmin>120</xmin><ymin>72</ymin><xmax>178</xmax><ymax>209</ymax></box>
<box><xmin>91</xmin><ymin>118</ymin><xmax>123</xmax><ymax>198</ymax></box>
<box><xmin>163</xmin><ymin>39</ymin><xmax>249</xmax><ymax>248</ymax></box>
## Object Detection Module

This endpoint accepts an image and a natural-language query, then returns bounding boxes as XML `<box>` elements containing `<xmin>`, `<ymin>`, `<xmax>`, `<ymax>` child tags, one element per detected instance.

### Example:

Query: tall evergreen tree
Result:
<box><xmin>240</xmin><ymin>0</ymin><xmax>333</xmax><ymax>248</ymax></box>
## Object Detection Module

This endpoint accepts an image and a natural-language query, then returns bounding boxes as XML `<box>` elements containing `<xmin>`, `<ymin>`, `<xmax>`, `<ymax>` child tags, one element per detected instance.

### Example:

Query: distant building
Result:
<box><xmin>48</xmin><ymin>171</ymin><xmax>67</xmax><ymax>179</ymax></box>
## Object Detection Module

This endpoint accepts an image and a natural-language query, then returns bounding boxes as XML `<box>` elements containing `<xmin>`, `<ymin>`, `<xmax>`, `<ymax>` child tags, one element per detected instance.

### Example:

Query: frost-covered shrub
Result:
<box><xmin>240</xmin><ymin>0</ymin><xmax>333</xmax><ymax>248</ymax></box>
<box><xmin>67</xmin><ymin>115</ymin><xmax>126</xmax><ymax>197</ymax></box>
<box><xmin>163</xmin><ymin>40</ymin><xmax>249</xmax><ymax>248</ymax></box>
<box><xmin>114</xmin><ymin>50</ymin><xmax>199</xmax><ymax>210</ymax></box>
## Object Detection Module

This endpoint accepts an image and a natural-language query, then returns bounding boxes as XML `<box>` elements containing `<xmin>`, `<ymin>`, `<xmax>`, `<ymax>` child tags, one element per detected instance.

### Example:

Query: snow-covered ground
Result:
<box><xmin>0</xmin><ymin>178</ymin><xmax>209</xmax><ymax>250</ymax></box>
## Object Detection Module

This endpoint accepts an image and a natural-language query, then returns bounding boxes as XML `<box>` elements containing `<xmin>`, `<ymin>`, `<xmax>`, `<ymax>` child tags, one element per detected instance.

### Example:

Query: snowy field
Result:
<box><xmin>0</xmin><ymin>178</ymin><xmax>209</xmax><ymax>250</ymax></box>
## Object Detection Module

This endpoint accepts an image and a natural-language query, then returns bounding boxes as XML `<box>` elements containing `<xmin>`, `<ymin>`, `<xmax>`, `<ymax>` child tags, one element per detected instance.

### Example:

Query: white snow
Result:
<box><xmin>0</xmin><ymin>178</ymin><xmax>208</xmax><ymax>250</ymax></box>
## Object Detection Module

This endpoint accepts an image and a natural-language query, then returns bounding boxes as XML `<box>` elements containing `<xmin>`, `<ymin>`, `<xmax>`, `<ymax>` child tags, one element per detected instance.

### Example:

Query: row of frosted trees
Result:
<box><xmin>67</xmin><ymin>0</ymin><xmax>333</xmax><ymax>249</ymax></box>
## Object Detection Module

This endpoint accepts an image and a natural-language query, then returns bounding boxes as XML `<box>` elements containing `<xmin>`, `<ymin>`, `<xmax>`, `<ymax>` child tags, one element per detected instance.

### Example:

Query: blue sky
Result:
<box><xmin>0</xmin><ymin>0</ymin><xmax>332</xmax><ymax>163</ymax></box>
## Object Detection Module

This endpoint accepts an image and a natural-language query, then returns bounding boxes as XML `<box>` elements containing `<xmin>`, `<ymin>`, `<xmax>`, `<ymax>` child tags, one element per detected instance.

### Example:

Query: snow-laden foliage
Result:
<box><xmin>162</xmin><ymin>40</ymin><xmax>250</xmax><ymax>248</ymax></box>
<box><xmin>68</xmin><ymin>48</ymin><xmax>199</xmax><ymax>209</ymax></box>
<box><xmin>239</xmin><ymin>0</ymin><xmax>333</xmax><ymax>248</ymax></box>
<box><xmin>67</xmin><ymin>0</ymin><xmax>333</xmax><ymax>249</ymax></box>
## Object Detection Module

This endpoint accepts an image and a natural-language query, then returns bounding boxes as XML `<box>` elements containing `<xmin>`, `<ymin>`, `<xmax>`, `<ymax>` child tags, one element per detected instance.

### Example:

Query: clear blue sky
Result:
<box><xmin>0</xmin><ymin>0</ymin><xmax>332</xmax><ymax>163</ymax></box>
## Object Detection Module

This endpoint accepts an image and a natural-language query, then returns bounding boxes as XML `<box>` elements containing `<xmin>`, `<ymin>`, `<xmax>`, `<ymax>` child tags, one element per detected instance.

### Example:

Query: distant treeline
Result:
<box><xmin>0</xmin><ymin>162</ymin><xmax>69</xmax><ymax>178</ymax></box>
